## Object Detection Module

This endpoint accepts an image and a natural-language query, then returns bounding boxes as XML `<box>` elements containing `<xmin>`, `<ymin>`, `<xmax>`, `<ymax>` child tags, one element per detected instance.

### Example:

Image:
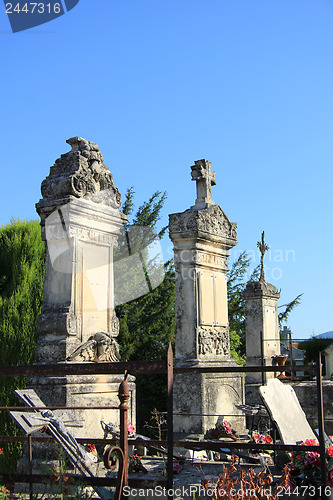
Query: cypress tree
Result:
<box><xmin>0</xmin><ymin>220</ymin><xmax>44</xmax><ymax>472</ymax></box>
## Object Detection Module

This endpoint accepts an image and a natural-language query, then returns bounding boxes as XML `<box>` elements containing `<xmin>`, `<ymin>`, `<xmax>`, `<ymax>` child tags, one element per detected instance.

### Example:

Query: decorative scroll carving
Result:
<box><xmin>41</xmin><ymin>137</ymin><xmax>121</xmax><ymax>208</ymax></box>
<box><xmin>197</xmin><ymin>327</ymin><xmax>230</xmax><ymax>357</ymax></box>
<box><xmin>169</xmin><ymin>205</ymin><xmax>237</xmax><ymax>242</ymax></box>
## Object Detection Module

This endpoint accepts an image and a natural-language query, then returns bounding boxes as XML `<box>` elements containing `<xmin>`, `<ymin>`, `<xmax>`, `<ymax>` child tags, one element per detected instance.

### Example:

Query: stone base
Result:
<box><xmin>173</xmin><ymin>360</ymin><xmax>245</xmax><ymax>437</ymax></box>
<box><xmin>26</xmin><ymin>373</ymin><xmax>135</xmax><ymax>458</ymax></box>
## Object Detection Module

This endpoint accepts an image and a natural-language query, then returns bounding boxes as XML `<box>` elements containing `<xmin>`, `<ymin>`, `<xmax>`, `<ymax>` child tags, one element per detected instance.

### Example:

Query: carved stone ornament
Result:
<box><xmin>169</xmin><ymin>205</ymin><xmax>237</xmax><ymax>242</ymax></box>
<box><xmin>40</xmin><ymin>137</ymin><xmax>121</xmax><ymax>208</ymax></box>
<box><xmin>197</xmin><ymin>326</ymin><xmax>230</xmax><ymax>357</ymax></box>
<box><xmin>66</xmin><ymin>331</ymin><xmax>121</xmax><ymax>363</ymax></box>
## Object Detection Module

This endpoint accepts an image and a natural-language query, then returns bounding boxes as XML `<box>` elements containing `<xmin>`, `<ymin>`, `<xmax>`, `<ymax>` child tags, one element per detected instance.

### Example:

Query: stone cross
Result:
<box><xmin>257</xmin><ymin>231</ymin><xmax>269</xmax><ymax>283</ymax></box>
<box><xmin>191</xmin><ymin>159</ymin><xmax>216</xmax><ymax>208</ymax></box>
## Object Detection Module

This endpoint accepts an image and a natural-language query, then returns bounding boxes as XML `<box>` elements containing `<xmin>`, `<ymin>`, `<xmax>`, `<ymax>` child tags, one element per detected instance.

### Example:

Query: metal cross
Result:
<box><xmin>257</xmin><ymin>231</ymin><xmax>269</xmax><ymax>283</ymax></box>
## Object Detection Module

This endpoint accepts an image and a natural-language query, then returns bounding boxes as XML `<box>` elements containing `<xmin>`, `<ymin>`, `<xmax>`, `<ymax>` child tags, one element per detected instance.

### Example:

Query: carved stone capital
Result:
<box><xmin>39</xmin><ymin>137</ymin><xmax>121</xmax><ymax>208</ymax></box>
<box><xmin>243</xmin><ymin>280</ymin><xmax>280</xmax><ymax>299</ymax></box>
<box><xmin>169</xmin><ymin>205</ymin><xmax>237</xmax><ymax>246</ymax></box>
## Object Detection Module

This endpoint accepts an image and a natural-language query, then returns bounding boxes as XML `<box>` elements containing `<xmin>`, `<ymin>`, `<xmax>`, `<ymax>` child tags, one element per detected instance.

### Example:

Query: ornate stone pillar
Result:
<box><xmin>244</xmin><ymin>232</ymin><xmax>281</xmax><ymax>385</ymax></box>
<box><xmin>29</xmin><ymin>137</ymin><xmax>136</xmax><ymax>443</ymax></box>
<box><xmin>169</xmin><ymin>160</ymin><xmax>245</xmax><ymax>436</ymax></box>
<box><xmin>244</xmin><ymin>282</ymin><xmax>281</xmax><ymax>384</ymax></box>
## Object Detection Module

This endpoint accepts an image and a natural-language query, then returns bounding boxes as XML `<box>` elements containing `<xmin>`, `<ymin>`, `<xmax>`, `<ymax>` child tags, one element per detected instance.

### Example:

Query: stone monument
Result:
<box><xmin>29</xmin><ymin>137</ymin><xmax>135</xmax><ymax>443</ymax></box>
<box><xmin>169</xmin><ymin>159</ymin><xmax>245</xmax><ymax>436</ymax></box>
<box><xmin>244</xmin><ymin>232</ymin><xmax>281</xmax><ymax>384</ymax></box>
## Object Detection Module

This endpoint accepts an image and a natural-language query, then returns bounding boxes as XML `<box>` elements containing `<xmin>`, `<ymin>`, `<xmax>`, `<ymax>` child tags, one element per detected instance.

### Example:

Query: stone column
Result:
<box><xmin>244</xmin><ymin>280</ymin><xmax>281</xmax><ymax>384</ymax></box>
<box><xmin>29</xmin><ymin>137</ymin><xmax>135</xmax><ymax>443</ymax></box>
<box><xmin>169</xmin><ymin>159</ymin><xmax>245</xmax><ymax>437</ymax></box>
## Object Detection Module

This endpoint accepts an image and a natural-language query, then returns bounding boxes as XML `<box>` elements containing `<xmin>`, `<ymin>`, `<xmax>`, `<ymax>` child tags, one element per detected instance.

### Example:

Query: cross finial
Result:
<box><xmin>191</xmin><ymin>159</ymin><xmax>216</xmax><ymax>209</ymax></box>
<box><xmin>257</xmin><ymin>231</ymin><xmax>269</xmax><ymax>283</ymax></box>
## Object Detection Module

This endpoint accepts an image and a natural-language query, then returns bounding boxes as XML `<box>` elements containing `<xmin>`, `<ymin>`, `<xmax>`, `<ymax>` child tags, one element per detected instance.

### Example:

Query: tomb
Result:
<box><xmin>169</xmin><ymin>159</ymin><xmax>245</xmax><ymax>437</ymax></box>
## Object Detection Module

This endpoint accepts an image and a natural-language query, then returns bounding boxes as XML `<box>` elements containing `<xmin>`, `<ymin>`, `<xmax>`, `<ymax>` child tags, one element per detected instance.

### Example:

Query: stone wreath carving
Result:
<box><xmin>198</xmin><ymin>327</ymin><xmax>230</xmax><ymax>357</ymax></box>
<box><xmin>41</xmin><ymin>137</ymin><xmax>121</xmax><ymax>208</ymax></box>
<box><xmin>169</xmin><ymin>205</ymin><xmax>237</xmax><ymax>241</ymax></box>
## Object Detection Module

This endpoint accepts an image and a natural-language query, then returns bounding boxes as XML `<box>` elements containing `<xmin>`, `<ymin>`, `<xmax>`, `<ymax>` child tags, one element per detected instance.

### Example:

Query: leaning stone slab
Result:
<box><xmin>259</xmin><ymin>378</ymin><xmax>317</xmax><ymax>444</ymax></box>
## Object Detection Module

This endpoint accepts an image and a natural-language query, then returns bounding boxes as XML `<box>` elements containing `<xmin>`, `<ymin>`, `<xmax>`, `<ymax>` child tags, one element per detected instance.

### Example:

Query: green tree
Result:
<box><xmin>298</xmin><ymin>337</ymin><xmax>332</xmax><ymax>365</ymax></box>
<box><xmin>227</xmin><ymin>251</ymin><xmax>302</xmax><ymax>363</ymax></box>
<box><xmin>0</xmin><ymin>219</ymin><xmax>45</xmax><ymax>472</ymax></box>
<box><xmin>115</xmin><ymin>188</ymin><xmax>175</xmax><ymax>430</ymax></box>
<box><xmin>227</xmin><ymin>251</ymin><xmax>260</xmax><ymax>362</ymax></box>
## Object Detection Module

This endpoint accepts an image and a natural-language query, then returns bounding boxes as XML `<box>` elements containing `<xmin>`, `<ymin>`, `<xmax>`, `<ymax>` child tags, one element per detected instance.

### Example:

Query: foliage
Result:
<box><xmin>298</xmin><ymin>337</ymin><xmax>333</xmax><ymax>364</ymax></box>
<box><xmin>227</xmin><ymin>251</ymin><xmax>260</xmax><ymax>359</ymax></box>
<box><xmin>116</xmin><ymin>188</ymin><xmax>175</xmax><ymax>430</ymax></box>
<box><xmin>201</xmin><ymin>456</ymin><xmax>292</xmax><ymax>499</ymax></box>
<box><xmin>278</xmin><ymin>294</ymin><xmax>303</xmax><ymax>324</ymax></box>
<box><xmin>0</xmin><ymin>220</ymin><xmax>45</xmax><ymax>473</ymax></box>
<box><xmin>228</xmin><ymin>251</ymin><xmax>302</xmax><ymax>360</ymax></box>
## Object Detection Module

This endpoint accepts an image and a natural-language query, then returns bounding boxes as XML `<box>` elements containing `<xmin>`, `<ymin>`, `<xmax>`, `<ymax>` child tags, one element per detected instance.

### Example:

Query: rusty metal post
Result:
<box><xmin>28</xmin><ymin>433</ymin><xmax>33</xmax><ymax>500</ymax></box>
<box><xmin>167</xmin><ymin>343</ymin><xmax>174</xmax><ymax>500</ymax></box>
<box><xmin>316</xmin><ymin>352</ymin><xmax>326</xmax><ymax>492</ymax></box>
<box><xmin>260</xmin><ymin>330</ymin><xmax>265</xmax><ymax>385</ymax></box>
<box><xmin>118</xmin><ymin>371</ymin><xmax>129</xmax><ymax>500</ymax></box>
<box><xmin>289</xmin><ymin>329</ymin><xmax>294</xmax><ymax>380</ymax></box>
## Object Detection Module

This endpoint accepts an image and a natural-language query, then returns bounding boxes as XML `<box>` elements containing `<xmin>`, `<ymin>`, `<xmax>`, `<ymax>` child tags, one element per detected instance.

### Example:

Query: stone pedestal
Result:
<box><xmin>31</xmin><ymin>137</ymin><xmax>135</xmax><ymax>443</ymax></box>
<box><xmin>169</xmin><ymin>159</ymin><xmax>245</xmax><ymax>436</ymax></box>
<box><xmin>244</xmin><ymin>280</ymin><xmax>280</xmax><ymax>384</ymax></box>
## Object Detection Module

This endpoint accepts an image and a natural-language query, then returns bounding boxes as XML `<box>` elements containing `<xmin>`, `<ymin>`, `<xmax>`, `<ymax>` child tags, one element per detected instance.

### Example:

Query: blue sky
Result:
<box><xmin>1</xmin><ymin>0</ymin><xmax>332</xmax><ymax>340</ymax></box>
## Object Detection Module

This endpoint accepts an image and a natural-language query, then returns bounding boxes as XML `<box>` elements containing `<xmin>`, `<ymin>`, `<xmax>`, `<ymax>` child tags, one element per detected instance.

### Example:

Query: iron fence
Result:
<box><xmin>0</xmin><ymin>347</ymin><xmax>327</xmax><ymax>500</ymax></box>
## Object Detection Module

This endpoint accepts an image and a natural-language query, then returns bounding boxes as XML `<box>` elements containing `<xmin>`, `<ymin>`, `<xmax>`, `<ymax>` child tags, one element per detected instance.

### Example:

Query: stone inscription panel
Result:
<box><xmin>80</xmin><ymin>242</ymin><xmax>111</xmax><ymax>340</ymax></box>
<box><xmin>198</xmin><ymin>271</ymin><xmax>228</xmax><ymax>326</ymax></box>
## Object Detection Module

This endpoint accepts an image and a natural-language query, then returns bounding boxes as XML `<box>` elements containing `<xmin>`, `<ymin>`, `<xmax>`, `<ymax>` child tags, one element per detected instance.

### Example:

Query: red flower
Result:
<box><xmin>305</xmin><ymin>451</ymin><xmax>321</xmax><ymax>469</ymax></box>
<box><xmin>326</xmin><ymin>446</ymin><xmax>333</xmax><ymax>457</ymax></box>
<box><xmin>327</xmin><ymin>466</ymin><xmax>333</xmax><ymax>487</ymax></box>
<box><xmin>303</xmin><ymin>439</ymin><xmax>318</xmax><ymax>447</ymax></box>
<box><xmin>0</xmin><ymin>448</ymin><xmax>3</xmax><ymax>454</ymax></box>
<box><xmin>50</xmin><ymin>473</ymin><xmax>59</xmax><ymax>484</ymax></box>
<box><xmin>173</xmin><ymin>459</ymin><xmax>182</xmax><ymax>473</ymax></box>
<box><xmin>127</xmin><ymin>422</ymin><xmax>135</xmax><ymax>435</ymax></box>
<box><xmin>265</xmin><ymin>435</ymin><xmax>273</xmax><ymax>444</ymax></box>
<box><xmin>87</xmin><ymin>443</ymin><xmax>96</xmax><ymax>452</ymax></box>
<box><xmin>222</xmin><ymin>420</ymin><xmax>232</xmax><ymax>434</ymax></box>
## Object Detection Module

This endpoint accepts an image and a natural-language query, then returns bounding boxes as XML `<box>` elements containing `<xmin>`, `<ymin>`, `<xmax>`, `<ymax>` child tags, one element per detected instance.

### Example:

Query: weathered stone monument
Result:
<box><xmin>244</xmin><ymin>232</ymin><xmax>281</xmax><ymax>384</ymax></box>
<box><xmin>169</xmin><ymin>159</ymin><xmax>245</xmax><ymax>436</ymax></box>
<box><xmin>29</xmin><ymin>137</ymin><xmax>135</xmax><ymax>442</ymax></box>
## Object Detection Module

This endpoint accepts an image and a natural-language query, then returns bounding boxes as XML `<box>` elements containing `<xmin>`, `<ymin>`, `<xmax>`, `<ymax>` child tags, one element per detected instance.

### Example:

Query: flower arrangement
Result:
<box><xmin>252</xmin><ymin>432</ymin><xmax>273</xmax><ymax>444</ymax></box>
<box><xmin>129</xmin><ymin>454</ymin><xmax>148</xmax><ymax>473</ymax></box>
<box><xmin>211</xmin><ymin>419</ymin><xmax>237</xmax><ymax>441</ymax></box>
<box><xmin>289</xmin><ymin>438</ymin><xmax>333</xmax><ymax>487</ymax></box>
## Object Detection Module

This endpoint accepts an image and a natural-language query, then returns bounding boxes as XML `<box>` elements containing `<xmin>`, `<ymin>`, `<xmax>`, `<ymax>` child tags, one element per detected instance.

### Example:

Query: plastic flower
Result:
<box><xmin>0</xmin><ymin>448</ymin><xmax>3</xmax><ymax>454</ymax></box>
<box><xmin>265</xmin><ymin>435</ymin><xmax>273</xmax><ymax>444</ymax></box>
<box><xmin>305</xmin><ymin>451</ymin><xmax>321</xmax><ymax>469</ymax></box>
<box><xmin>222</xmin><ymin>420</ymin><xmax>233</xmax><ymax>434</ymax></box>
<box><xmin>328</xmin><ymin>466</ymin><xmax>333</xmax><ymax>487</ymax></box>
<box><xmin>127</xmin><ymin>422</ymin><xmax>135</xmax><ymax>435</ymax></box>
<box><xmin>173</xmin><ymin>459</ymin><xmax>182</xmax><ymax>473</ymax></box>
<box><xmin>326</xmin><ymin>445</ymin><xmax>333</xmax><ymax>457</ymax></box>
<box><xmin>303</xmin><ymin>439</ymin><xmax>318</xmax><ymax>447</ymax></box>
<box><xmin>87</xmin><ymin>443</ymin><xmax>96</xmax><ymax>453</ymax></box>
